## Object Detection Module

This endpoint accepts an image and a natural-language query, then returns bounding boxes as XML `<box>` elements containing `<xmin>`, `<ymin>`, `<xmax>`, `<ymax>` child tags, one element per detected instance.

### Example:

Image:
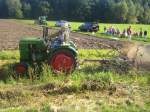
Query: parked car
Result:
<box><xmin>55</xmin><ymin>20</ymin><xmax>70</xmax><ymax>28</ymax></box>
<box><xmin>79</xmin><ymin>22</ymin><xmax>99</xmax><ymax>32</ymax></box>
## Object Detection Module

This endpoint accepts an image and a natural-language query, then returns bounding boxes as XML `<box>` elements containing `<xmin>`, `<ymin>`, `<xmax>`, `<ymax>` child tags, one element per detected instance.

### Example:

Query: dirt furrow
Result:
<box><xmin>0</xmin><ymin>19</ymin><xmax>132</xmax><ymax>50</ymax></box>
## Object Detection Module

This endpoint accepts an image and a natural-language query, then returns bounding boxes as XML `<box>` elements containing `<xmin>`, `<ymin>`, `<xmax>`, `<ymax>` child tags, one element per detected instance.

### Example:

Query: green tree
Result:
<box><xmin>89</xmin><ymin>0</ymin><xmax>100</xmax><ymax>21</ymax></box>
<box><xmin>126</xmin><ymin>0</ymin><xmax>137</xmax><ymax>23</ymax></box>
<box><xmin>135</xmin><ymin>3</ymin><xmax>144</xmax><ymax>23</ymax></box>
<box><xmin>0</xmin><ymin>0</ymin><xmax>5</xmax><ymax>17</ymax></box>
<box><xmin>142</xmin><ymin>4</ymin><xmax>150</xmax><ymax>24</ymax></box>
<box><xmin>113</xmin><ymin>1</ymin><xmax>128</xmax><ymax>23</ymax></box>
<box><xmin>38</xmin><ymin>1</ymin><xmax>52</xmax><ymax>16</ymax></box>
<box><xmin>5</xmin><ymin>0</ymin><xmax>23</xmax><ymax>18</ymax></box>
<box><xmin>22</xmin><ymin>3</ymin><xmax>31</xmax><ymax>18</ymax></box>
<box><xmin>0</xmin><ymin>0</ymin><xmax>150</xmax><ymax>23</ymax></box>
<box><xmin>73</xmin><ymin>0</ymin><xmax>91</xmax><ymax>21</ymax></box>
<box><xmin>105</xmin><ymin>0</ymin><xmax>116</xmax><ymax>22</ymax></box>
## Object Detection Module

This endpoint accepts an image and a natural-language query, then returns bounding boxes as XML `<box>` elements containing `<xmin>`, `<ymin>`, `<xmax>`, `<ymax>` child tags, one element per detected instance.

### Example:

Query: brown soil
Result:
<box><xmin>0</xmin><ymin>19</ymin><xmax>149</xmax><ymax>70</ymax></box>
<box><xmin>0</xmin><ymin>19</ymin><xmax>42</xmax><ymax>50</ymax></box>
<box><xmin>0</xmin><ymin>19</ymin><xmax>132</xmax><ymax>50</ymax></box>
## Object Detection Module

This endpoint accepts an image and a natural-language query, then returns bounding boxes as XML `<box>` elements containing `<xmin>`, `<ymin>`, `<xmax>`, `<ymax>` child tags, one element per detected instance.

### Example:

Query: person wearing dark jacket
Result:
<box><xmin>144</xmin><ymin>30</ymin><xmax>148</xmax><ymax>39</ymax></box>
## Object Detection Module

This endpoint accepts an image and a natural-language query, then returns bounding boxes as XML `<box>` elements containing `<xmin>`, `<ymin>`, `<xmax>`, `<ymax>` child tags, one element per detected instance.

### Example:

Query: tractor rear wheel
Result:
<box><xmin>49</xmin><ymin>50</ymin><xmax>76</xmax><ymax>74</ymax></box>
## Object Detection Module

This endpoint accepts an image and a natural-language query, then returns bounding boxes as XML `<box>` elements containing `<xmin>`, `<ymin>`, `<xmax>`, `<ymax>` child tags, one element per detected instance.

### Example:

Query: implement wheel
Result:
<box><xmin>49</xmin><ymin>50</ymin><xmax>76</xmax><ymax>74</ymax></box>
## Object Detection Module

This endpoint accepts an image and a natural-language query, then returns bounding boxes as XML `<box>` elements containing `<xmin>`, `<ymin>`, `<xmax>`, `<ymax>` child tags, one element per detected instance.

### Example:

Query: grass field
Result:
<box><xmin>0</xmin><ymin>20</ymin><xmax>150</xmax><ymax>111</ymax></box>
<box><xmin>17</xmin><ymin>19</ymin><xmax>150</xmax><ymax>43</ymax></box>
<box><xmin>0</xmin><ymin>50</ymin><xmax>150</xmax><ymax>111</ymax></box>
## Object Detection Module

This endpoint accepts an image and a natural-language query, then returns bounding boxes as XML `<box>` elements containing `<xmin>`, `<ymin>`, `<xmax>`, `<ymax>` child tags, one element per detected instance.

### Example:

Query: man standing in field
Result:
<box><xmin>127</xmin><ymin>26</ymin><xmax>132</xmax><ymax>41</ymax></box>
<box><xmin>144</xmin><ymin>30</ymin><xmax>148</xmax><ymax>40</ymax></box>
<box><xmin>139</xmin><ymin>28</ymin><xmax>143</xmax><ymax>37</ymax></box>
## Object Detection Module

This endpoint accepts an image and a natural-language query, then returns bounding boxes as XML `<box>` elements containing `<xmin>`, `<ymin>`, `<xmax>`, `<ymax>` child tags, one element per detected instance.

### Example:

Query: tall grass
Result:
<box><xmin>79</xmin><ymin>49</ymin><xmax>118</xmax><ymax>59</ymax></box>
<box><xmin>2</xmin><ymin>61</ymin><xmax>149</xmax><ymax>88</ymax></box>
<box><xmin>0</xmin><ymin>49</ymin><xmax>149</xmax><ymax>86</ymax></box>
<box><xmin>0</xmin><ymin>50</ymin><xmax>19</xmax><ymax>60</ymax></box>
<box><xmin>0</xmin><ymin>50</ymin><xmax>150</xmax><ymax>112</ymax></box>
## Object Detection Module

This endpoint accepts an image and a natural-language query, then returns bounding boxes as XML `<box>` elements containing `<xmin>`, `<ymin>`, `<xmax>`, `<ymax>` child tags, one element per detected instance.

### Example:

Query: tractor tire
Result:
<box><xmin>49</xmin><ymin>50</ymin><xmax>77</xmax><ymax>74</ymax></box>
<box><xmin>13</xmin><ymin>62</ymin><xmax>28</xmax><ymax>75</ymax></box>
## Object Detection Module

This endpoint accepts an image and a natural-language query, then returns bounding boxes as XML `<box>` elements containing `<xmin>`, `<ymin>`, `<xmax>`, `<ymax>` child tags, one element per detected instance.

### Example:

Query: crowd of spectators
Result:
<box><xmin>104</xmin><ymin>26</ymin><xmax>148</xmax><ymax>41</ymax></box>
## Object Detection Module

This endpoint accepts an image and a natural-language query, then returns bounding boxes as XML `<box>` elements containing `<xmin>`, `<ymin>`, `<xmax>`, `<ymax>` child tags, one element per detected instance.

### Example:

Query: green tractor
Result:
<box><xmin>34</xmin><ymin>16</ymin><xmax>48</xmax><ymax>25</ymax></box>
<box><xmin>14</xmin><ymin>27</ymin><xmax>78</xmax><ymax>74</ymax></box>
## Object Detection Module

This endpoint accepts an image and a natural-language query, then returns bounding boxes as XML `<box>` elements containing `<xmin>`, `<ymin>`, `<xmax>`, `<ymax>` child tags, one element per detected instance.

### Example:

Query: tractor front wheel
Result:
<box><xmin>14</xmin><ymin>63</ymin><xmax>28</xmax><ymax>75</ymax></box>
<box><xmin>49</xmin><ymin>50</ymin><xmax>76</xmax><ymax>74</ymax></box>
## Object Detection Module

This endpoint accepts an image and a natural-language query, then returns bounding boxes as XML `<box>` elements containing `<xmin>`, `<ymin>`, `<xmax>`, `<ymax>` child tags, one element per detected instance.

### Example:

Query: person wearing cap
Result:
<box><xmin>49</xmin><ymin>23</ymin><xmax>70</xmax><ymax>44</ymax></box>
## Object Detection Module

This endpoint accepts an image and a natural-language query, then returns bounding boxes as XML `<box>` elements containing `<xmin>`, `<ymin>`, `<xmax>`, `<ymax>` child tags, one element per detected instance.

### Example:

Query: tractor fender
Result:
<box><xmin>50</xmin><ymin>47</ymin><xmax>78</xmax><ymax>58</ymax></box>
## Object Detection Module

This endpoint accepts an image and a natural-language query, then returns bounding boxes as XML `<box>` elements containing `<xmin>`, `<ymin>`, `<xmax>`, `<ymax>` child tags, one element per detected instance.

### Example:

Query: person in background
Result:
<box><xmin>125</xmin><ymin>30</ymin><xmax>128</xmax><ymax>37</ymax></box>
<box><xmin>108</xmin><ymin>26</ymin><xmax>112</xmax><ymax>35</ymax></box>
<box><xmin>112</xmin><ymin>27</ymin><xmax>115</xmax><ymax>35</ymax></box>
<box><xmin>127</xmin><ymin>26</ymin><xmax>132</xmax><ymax>41</ymax></box>
<box><xmin>139</xmin><ymin>28</ymin><xmax>143</xmax><ymax>37</ymax></box>
<box><xmin>122</xmin><ymin>29</ymin><xmax>127</xmax><ymax>37</ymax></box>
<box><xmin>144</xmin><ymin>30</ymin><xmax>148</xmax><ymax>39</ymax></box>
<box><xmin>104</xmin><ymin>26</ymin><xmax>107</xmax><ymax>33</ymax></box>
<box><xmin>116</xmin><ymin>28</ymin><xmax>120</xmax><ymax>36</ymax></box>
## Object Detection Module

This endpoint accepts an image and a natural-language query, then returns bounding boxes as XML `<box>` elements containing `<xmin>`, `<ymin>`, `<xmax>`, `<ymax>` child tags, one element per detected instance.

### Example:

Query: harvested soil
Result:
<box><xmin>0</xmin><ymin>19</ymin><xmax>150</xmax><ymax>70</ymax></box>
<box><xmin>70</xmin><ymin>32</ymin><xmax>133</xmax><ymax>49</ymax></box>
<box><xmin>0</xmin><ymin>19</ymin><xmax>41</xmax><ymax>50</ymax></box>
<box><xmin>0</xmin><ymin>19</ymin><xmax>132</xmax><ymax>50</ymax></box>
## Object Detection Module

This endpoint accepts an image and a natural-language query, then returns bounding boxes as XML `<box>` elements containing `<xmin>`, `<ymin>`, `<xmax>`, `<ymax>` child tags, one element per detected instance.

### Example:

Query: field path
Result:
<box><xmin>0</xmin><ymin>19</ymin><xmax>132</xmax><ymax>50</ymax></box>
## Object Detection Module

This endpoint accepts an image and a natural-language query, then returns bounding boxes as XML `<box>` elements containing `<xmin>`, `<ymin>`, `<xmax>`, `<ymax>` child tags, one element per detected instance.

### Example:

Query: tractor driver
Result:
<box><xmin>49</xmin><ymin>23</ymin><xmax>70</xmax><ymax>44</ymax></box>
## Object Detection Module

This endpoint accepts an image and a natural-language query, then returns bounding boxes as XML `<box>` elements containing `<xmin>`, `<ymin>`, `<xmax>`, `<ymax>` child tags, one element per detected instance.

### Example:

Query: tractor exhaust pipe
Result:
<box><xmin>43</xmin><ymin>26</ymin><xmax>48</xmax><ymax>42</ymax></box>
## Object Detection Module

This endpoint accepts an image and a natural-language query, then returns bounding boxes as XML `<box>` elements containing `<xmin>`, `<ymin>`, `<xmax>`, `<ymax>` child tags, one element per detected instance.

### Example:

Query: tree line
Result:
<box><xmin>0</xmin><ymin>0</ymin><xmax>150</xmax><ymax>24</ymax></box>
